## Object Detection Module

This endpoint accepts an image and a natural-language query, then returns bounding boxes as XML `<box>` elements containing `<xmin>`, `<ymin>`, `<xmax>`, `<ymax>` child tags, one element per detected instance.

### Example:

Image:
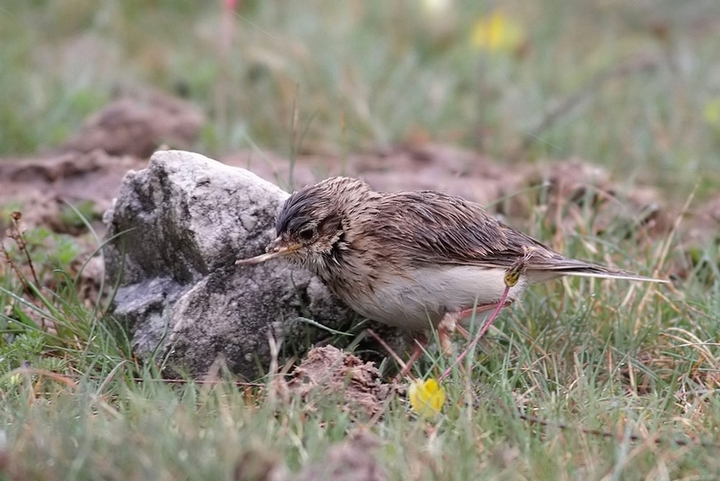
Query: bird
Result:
<box><xmin>236</xmin><ymin>176</ymin><xmax>667</xmax><ymax>374</ymax></box>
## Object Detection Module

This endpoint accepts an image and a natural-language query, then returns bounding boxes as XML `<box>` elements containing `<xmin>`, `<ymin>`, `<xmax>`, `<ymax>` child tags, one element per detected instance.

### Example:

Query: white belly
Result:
<box><xmin>346</xmin><ymin>266</ymin><xmax>529</xmax><ymax>332</ymax></box>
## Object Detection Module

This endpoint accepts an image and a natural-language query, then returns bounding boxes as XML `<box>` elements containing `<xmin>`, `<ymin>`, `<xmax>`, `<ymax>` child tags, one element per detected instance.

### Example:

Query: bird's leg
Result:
<box><xmin>440</xmin><ymin>302</ymin><xmax>515</xmax><ymax>348</ymax></box>
<box><xmin>366</xmin><ymin>329</ymin><xmax>426</xmax><ymax>380</ymax></box>
<box><xmin>437</xmin><ymin>313</ymin><xmax>471</xmax><ymax>376</ymax></box>
<box><xmin>453</xmin><ymin>300</ymin><xmax>515</xmax><ymax>345</ymax></box>
<box><xmin>398</xmin><ymin>338</ymin><xmax>428</xmax><ymax>378</ymax></box>
<box><xmin>451</xmin><ymin>301</ymin><xmax>513</xmax><ymax>344</ymax></box>
<box><xmin>436</xmin><ymin>313</ymin><xmax>457</xmax><ymax>353</ymax></box>
<box><xmin>455</xmin><ymin>324</ymin><xmax>470</xmax><ymax>340</ymax></box>
<box><xmin>439</xmin><ymin>301</ymin><xmax>511</xmax><ymax>381</ymax></box>
<box><xmin>366</xmin><ymin>328</ymin><xmax>408</xmax><ymax>372</ymax></box>
<box><xmin>397</xmin><ymin>301</ymin><xmax>518</xmax><ymax>379</ymax></box>
<box><xmin>394</xmin><ymin>302</ymin><xmax>515</xmax><ymax>379</ymax></box>
<box><xmin>440</xmin><ymin>261</ymin><xmax>524</xmax><ymax>381</ymax></box>
<box><xmin>456</xmin><ymin>301</ymin><xmax>513</xmax><ymax>322</ymax></box>
<box><xmin>397</xmin><ymin>316</ymin><xmax>460</xmax><ymax>379</ymax></box>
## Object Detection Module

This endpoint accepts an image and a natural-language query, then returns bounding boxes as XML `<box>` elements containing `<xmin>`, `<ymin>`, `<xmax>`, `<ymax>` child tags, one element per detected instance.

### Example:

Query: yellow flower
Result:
<box><xmin>409</xmin><ymin>378</ymin><xmax>446</xmax><ymax>418</ymax></box>
<box><xmin>704</xmin><ymin>97</ymin><xmax>720</xmax><ymax>127</ymax></box>
<box><xmin>470</xmin><ymin>10</ymin><xmax>524</xmax><ymax>53</ymax></box>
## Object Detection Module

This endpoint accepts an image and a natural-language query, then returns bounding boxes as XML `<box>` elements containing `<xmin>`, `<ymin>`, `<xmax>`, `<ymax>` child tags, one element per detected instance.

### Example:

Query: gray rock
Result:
<box><xmin>103</xmin><ymin>150</ymin><xmax>354</xmax><ymax>379</ymax></box>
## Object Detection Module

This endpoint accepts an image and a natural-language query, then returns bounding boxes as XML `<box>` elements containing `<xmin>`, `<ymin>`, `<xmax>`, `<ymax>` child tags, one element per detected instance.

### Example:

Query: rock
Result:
<box><xmin>103</xmin><ymin>150</ymin><xmax>353</xmax><ymax>379</ymax></box>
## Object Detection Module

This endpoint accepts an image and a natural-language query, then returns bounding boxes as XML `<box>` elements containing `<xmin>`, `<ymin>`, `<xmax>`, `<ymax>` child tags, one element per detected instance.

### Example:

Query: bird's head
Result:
<box><xmin>236</xmin><ymin>177</ymin><xmax>370</xmax><ymax>272</ymax></box>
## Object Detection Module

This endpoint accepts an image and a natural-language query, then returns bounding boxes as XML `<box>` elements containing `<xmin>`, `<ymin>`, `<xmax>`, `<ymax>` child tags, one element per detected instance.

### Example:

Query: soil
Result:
<box><xmin>285</xmin><ymin>345</ymin><xmax>397</xmax><ymax>418</ymax></box>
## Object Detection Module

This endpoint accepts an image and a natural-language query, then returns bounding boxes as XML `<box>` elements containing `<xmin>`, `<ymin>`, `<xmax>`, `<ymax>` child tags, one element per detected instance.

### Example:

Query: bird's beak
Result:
<box><xmin>235</xmin><ymin>237</ymin><xmax>299</xmax><ymax>266</ymax></box>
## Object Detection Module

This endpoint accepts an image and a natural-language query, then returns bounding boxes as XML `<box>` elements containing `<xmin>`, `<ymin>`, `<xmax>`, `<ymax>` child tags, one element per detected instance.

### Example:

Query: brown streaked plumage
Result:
<box><xmin>237</xmin><ymin>176</ymin><xmax>667</xmax><ymax>372</ymax></box>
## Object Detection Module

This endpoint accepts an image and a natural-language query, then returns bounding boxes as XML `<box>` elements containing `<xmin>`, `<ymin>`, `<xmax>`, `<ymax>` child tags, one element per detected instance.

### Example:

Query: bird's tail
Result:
<box><xmin>526</xmin><ymin>258</ymin><xmax>668</xmax><ymax>284</ymax></box>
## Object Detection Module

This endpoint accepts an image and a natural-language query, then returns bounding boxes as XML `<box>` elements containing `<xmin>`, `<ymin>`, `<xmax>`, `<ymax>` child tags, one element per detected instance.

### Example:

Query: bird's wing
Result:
<box><xmin>370</xmin><ymin>191</ymin><xmax>664</xmax><ymax>282</ymax></box>
<box><xmin>371</xmin><ymin>191</ymin><xmax>559</xmax><ymax>268</ymax></box>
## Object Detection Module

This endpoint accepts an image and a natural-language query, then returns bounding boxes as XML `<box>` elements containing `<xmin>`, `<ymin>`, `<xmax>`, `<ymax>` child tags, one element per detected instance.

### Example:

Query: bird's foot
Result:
<box><xmin>437</xmin><ymin>315</ymin><xmax>457</xmax><ymax>353</ymax></box>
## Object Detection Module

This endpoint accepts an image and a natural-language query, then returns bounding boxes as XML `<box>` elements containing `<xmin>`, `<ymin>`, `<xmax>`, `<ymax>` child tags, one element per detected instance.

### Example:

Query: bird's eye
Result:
<box><xmin>298</xmin><ymin>227</ymin><xmax>315</xmax><ymax>241</ymax></box>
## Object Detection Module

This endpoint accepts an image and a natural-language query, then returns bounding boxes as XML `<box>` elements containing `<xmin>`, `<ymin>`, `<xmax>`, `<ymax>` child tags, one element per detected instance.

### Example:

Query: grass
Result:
<box><xmin>2</xmin><ymin>0</ymin><xmax>720</xmax><ymax>479</ymax></box>
<box><xmin>1</xmin><ymin>190</ymin><xmax>718</xmax><ymax>479</ymax></box>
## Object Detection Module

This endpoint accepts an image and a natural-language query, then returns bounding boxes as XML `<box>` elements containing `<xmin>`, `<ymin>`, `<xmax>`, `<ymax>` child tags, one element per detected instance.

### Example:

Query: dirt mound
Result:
<box><xmin>0</xmin><ymin>88</ymin><xmax>203</xmax><ymax>237</ymax></box>
<box><xmin>286</xmin><ymin>345</ymin><xmax>397</xmax><ymax>418</ymax></box>
<box><xmin>57</xmin><ymin>86</ymin><xmax>204</xmax><ymax>159</ymax></box>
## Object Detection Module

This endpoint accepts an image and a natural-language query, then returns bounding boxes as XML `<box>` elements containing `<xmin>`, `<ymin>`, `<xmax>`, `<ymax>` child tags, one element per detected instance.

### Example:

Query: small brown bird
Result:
<box><xmin>237</xmin><ymin>177</ymin><xmax>666</xmax><ymax>372</ymax></box>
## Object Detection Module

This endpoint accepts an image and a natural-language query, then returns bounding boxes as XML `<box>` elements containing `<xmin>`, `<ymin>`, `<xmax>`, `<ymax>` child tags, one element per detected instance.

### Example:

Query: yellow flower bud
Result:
<box><xmin>409</xmin><ymin>378</ymin><xmax>446</xmax><ymax>418</ymax></box>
